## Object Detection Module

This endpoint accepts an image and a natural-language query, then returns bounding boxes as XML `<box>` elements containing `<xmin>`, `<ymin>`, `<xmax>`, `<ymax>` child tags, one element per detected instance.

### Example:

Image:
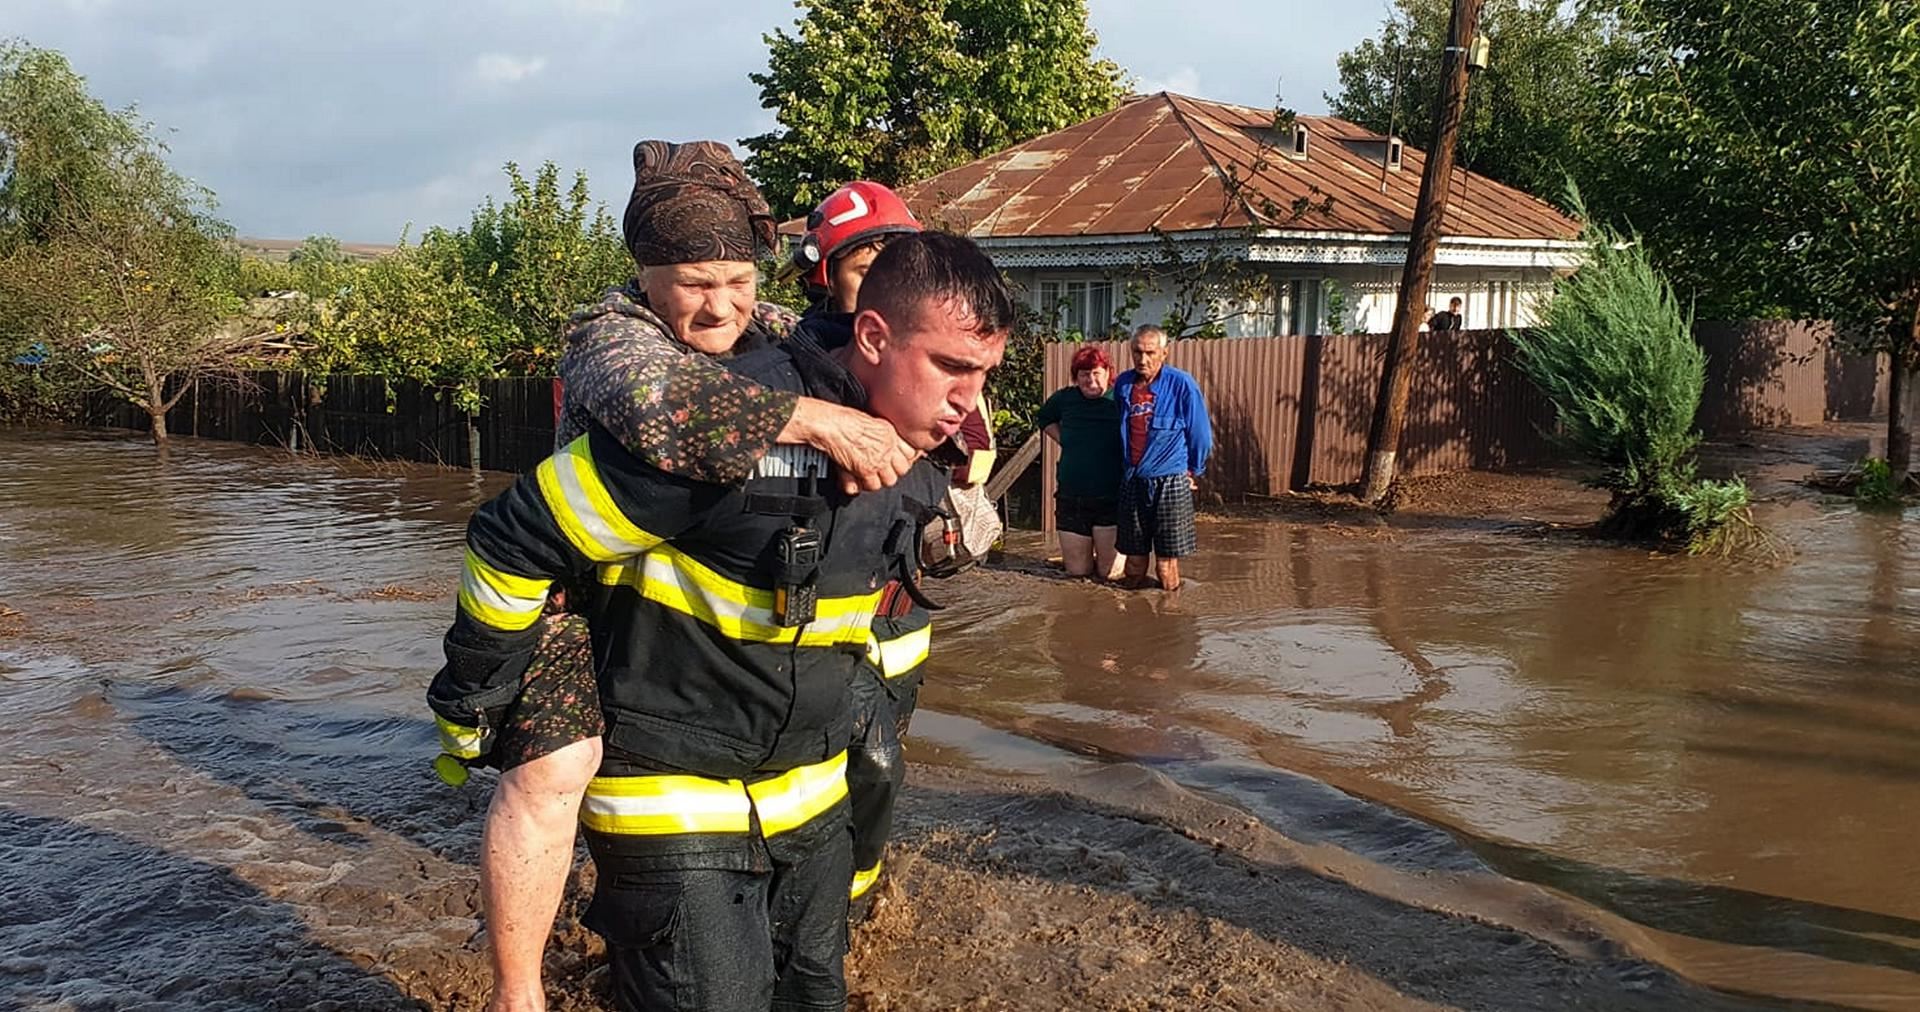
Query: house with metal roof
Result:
<box><xmin>881</xmin><ymin>92</ymin><xmax>1584</xmax><ymax>337</ymax></box>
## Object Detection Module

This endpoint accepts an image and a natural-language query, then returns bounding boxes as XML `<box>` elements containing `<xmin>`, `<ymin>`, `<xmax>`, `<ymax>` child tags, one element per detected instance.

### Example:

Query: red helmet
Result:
<box><xmin>793</xmin><ymin>181</ymin><xmax>921</xmax><ymax>290</ymax></box>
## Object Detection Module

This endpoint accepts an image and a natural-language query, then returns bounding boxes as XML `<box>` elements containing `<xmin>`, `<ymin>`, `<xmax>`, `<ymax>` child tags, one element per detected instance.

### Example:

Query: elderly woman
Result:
<box><xmin>1037</xmin><ymin>344</ymin><xmax>1126</xmax><ymax>580</ymax></box>
<box><xmin>444</xmin><ymin>141</ymin><xmax>920</xmax><ymax>1012</ymax></box>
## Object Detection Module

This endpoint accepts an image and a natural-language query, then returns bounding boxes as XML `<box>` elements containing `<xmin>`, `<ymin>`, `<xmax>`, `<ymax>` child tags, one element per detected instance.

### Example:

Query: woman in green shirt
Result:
<box><xmin>1037</xmin><ymin>344</ymin><xmax>1126</xmax><ymax>580</ymax></box>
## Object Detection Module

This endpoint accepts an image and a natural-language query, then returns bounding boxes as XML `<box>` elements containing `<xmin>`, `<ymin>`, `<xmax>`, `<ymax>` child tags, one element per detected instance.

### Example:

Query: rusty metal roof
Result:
<box><xmin>794</xmin><ymin>93</ymin><xmax>1579</xmax><ymax>243</ymax></box>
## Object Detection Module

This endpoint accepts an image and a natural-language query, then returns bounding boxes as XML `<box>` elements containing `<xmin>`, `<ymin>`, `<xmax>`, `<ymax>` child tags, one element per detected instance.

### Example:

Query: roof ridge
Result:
<box><xmin>1161</xmin><ymin>93</ymin><xmax>1256</xmax><ymax>229</ymax></box>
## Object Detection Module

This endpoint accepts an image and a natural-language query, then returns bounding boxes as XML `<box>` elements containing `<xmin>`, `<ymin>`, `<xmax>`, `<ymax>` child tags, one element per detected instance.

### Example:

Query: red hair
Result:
<box><xmin>1069</xmin><ymin>345</ymin><xmax>1111</xmax><ymax>376</ymax></box>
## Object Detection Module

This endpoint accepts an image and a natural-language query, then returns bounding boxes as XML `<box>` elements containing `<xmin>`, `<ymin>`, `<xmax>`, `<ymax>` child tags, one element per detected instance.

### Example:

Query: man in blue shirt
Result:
<box><xmin>1113</xmin><ymin>324</ymin><xmax>1212</xmax><ymax>591</ymax></box>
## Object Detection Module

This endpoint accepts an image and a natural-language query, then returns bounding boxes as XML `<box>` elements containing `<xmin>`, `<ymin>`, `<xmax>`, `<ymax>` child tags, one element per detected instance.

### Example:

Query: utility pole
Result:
<box><xmin>1360</xmin><ymin>0</ymin><xmax>1486</xmax><ymax>503</ymax></box>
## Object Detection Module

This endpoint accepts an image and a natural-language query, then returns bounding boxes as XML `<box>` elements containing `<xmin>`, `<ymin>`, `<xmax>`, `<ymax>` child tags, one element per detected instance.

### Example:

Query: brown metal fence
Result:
<box><xmin>88</xmin><ymin>322</ymin><xmax>1882</xmax><ymax>501</ymax></box>
<box><xmin>1040</xmin><ymin>321</ymin><xmax>1884</xmax><ymax>530</ymax></box>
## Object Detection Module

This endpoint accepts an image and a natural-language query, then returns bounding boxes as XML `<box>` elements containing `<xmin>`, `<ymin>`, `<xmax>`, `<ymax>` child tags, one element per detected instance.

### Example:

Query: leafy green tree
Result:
<box><xmin>0</xmin><ymin>40</ymin><xmax>146</xmax><ymax>250</ymax></box>
<box><xmin>451</xmin><ymin>161</ymin><xmax>629</xmax><ymax>373</ymax></box>
<box><xmin>0</xmin><ymin>158</ymin><xmax>256</xmax><ymax>443</ymax></box>
<box><xmin>0</xmin><ymin>40</ymin><xmax>257</xmax><ymax>442</ymax></box>
<box><xmin>1605</xmin><ymin>0</ymin><xmax>1920</xmax><ymax>475</ymax></box>
<box><xmin>301</xmin><ymin>230</ymin><xmax>515</xmax><ymax>413</ymax></box>
<box><xmin>744</xmin><ymin>0</ymin><xmax>1127</xmax><ymax>218</ymax></box>
<box><xmin>1328</xmin><ymin>0</ymin><xmax>1636</xmax><ymax>205</ymax></box>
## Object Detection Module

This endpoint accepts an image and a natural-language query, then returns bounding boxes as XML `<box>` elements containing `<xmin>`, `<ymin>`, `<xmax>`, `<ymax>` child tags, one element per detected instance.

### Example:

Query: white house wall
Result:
<box><xmin>1003</xmin><ymin>264</ymin><xmax>1557</xmax><ymax>338</ymax></box>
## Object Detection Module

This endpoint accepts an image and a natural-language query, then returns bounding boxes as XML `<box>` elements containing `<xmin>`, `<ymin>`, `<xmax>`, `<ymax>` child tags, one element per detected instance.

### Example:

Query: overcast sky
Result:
<box><xmin>5</xmin><ymin>0</ymin><xmax>1391</xmax><ymax>243</ymax></box>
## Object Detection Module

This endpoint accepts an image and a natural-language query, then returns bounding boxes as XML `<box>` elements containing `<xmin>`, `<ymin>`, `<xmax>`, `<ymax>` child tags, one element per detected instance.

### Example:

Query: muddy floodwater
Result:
<box><xmin>2</xmin><ymin>428</ymin><xmax>1917</xmax><ymax>1011</ymax></box>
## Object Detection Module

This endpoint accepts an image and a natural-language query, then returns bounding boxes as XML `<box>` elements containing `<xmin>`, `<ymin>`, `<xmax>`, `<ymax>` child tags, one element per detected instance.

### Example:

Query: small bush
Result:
<box><xmin>1855</xmin><ymin>457</ymin><xmax>1901</xmax><ymax>509</ymax></box>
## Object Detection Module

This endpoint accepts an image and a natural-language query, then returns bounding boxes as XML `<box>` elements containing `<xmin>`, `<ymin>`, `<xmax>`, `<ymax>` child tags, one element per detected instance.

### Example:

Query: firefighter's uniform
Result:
<box><xmin>431</xmin><ymin>334</ymin><xmax>943</xmax><ymax>1012</ymax></box>
<box><xmin>847</xmin><ymin>594</ymin><xmax>934</xmax><ymax>902</ymax></box>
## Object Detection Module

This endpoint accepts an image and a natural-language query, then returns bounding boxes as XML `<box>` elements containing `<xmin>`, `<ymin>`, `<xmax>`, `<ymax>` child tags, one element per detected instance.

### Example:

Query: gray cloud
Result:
<box><xmin>4</xmin><ymin>0</ymin><xmax>1386</xmax><ymax>242</ymax></box>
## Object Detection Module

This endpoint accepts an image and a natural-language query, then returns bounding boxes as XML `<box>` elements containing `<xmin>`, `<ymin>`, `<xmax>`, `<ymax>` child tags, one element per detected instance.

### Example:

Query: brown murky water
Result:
<box><xmin>2</xmin><ymin>428</ymin><xmax>1916</xmax><ymax>1010</ymax></box>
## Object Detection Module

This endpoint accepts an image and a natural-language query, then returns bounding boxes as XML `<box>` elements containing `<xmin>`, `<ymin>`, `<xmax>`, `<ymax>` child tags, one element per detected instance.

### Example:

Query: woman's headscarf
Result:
<box><xmin>621</xmin><ymin>140</ymin><xmax>776</xmax><ymax>267</ymax></box>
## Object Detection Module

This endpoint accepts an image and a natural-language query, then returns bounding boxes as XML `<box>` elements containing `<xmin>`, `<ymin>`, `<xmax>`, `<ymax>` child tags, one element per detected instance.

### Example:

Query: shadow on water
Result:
<box><xmin>110</xmin><ymin>683</ymin><xmax>486</xmax><ymax>862</ymax></box>
<box><xmin>1159</xmin><ymin>753</ymin><xmax>1920</xmax><ymax>1005</ymax></box>
<box><xmin>1468</xmin><ymin>834</ymin><xmax>1920</xmax><ymax>979</ymax></box>
<box><xmin>0</xmin><ymin>807</ymin><xmax>419</xmax><ymax>1011</ymax></box>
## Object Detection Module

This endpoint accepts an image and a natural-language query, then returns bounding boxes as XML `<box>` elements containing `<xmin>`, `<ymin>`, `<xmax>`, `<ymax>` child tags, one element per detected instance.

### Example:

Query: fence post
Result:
<box><xmin>468</xmin><ymin>412</ymin><xmax>482</xmax><ymax>473</ymax></box>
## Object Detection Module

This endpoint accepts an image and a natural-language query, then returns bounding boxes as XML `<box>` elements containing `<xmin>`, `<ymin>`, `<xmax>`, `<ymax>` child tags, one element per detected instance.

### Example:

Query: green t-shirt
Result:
<box><xmin>1036</xmin><ymin>386</ymin><xmax>1124</xmax><ymax>499</ymax></box>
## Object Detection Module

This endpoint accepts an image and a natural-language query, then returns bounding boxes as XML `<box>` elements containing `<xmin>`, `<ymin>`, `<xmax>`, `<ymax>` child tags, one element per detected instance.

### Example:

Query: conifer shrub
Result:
<box><xmin>1508</xmin><ymin>202</ymin><xmax>1764</xmax><ymax>555</ymax></box>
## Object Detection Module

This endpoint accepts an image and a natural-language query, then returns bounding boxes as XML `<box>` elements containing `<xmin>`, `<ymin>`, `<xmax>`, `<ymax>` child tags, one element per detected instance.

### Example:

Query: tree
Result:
<box><xmin>744</xmin><ymin>0</ymin><xmax>1127</xmax><ymax>218</ymax></box>
<box><xmin>301</xmin><ymin>230</ymin><xmax>515</xmax><ymax>414</ymax></box>
<box><xmin>0</xmin><ymin>160</ymin><xmax>260</xmax><ymax>443</ymax></box>
<box><xmin>0</xmin><ymin>41</ymin><xmax>258</xmax><ymax>443</ymax></box>
<box><xmin>1328</xmin><ymin>0</ymin><xmax>1636</xmax><ymax>205</ymax></box>
<box><xmin>452</xmin><ymin>161</ymin><xmax>629</xmax><ymax>373</ymax></box>
<box><xmin>1507</xmin><ymin>201</ymin><xmax>1758</xmax><ymax>554</ymax></box>
<box><xmin>1605</xmin><ymin>0</ymin><xmax>1920</xmax><ymax>477</ymax></box>
<box><xmin>0</xmin><ymin>40</ymin><xmax>146</xmax><ymax>250</ymax></box>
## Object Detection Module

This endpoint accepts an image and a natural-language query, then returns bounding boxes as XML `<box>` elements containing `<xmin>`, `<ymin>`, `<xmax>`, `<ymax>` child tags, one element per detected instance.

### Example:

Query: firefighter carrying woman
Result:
<box><xmin>427</xmin><ymin>139</ymin><xmax>1006</xmax><ymax>1012</ymax></box>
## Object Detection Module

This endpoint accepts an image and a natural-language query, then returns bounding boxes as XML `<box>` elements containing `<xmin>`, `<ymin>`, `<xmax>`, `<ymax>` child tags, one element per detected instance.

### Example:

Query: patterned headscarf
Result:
<box><xmin>622</xmin><ymin>140</ymin><xmax>776</xmax><ymax>267</ymax></box>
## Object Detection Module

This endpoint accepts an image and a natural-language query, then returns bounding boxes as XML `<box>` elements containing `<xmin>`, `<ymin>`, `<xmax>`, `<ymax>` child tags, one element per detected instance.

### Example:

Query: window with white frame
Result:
<box><xmin>1035</xmin><ymin>278</ymin><xmax>1115</xmax><ymax>337</ymax></box>
<box><xmin>1487</xmin><ymin>280</ymin><xmax>1522</xmax><ymax>327</ymax></box>
<box><xmin>1222</xmin><ymin>284</ymin><xmax>1276</xmax><ymax>337</ymax></box>
<box><xmin>1220</xmin><ymin>278</ymin><xmax>1324</xmax><ymax>337</ymax></box>
<box><xmin>1275</xmin><ymin>278</ymin><xmax>1323</xmax><ymax>336</ymax></box>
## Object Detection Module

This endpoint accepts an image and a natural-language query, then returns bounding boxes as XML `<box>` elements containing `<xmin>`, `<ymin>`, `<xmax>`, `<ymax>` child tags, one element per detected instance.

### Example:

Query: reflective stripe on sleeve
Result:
<box><xmin>868</xmin><ymin>623</ymin><xmax>931</xmax><ymax>679</ymax></box>
<box><xmin>536</xmin><ymin>436</ymin><xmax>664</xmax><ymax>561</ymax></box>
<box><xmin>457</xmin><ymin>549</ymin><xmax>551</xmax><ymax>631</ymax></box>
<box><xmin>851</xmin><ymin>858</ymin><xmax>883</xmax><ymax>899</ymax></box>
<box><xmin>436</xmin><ymin>715</ymin><xmax>484</xmax><ymax>760</ymax></box>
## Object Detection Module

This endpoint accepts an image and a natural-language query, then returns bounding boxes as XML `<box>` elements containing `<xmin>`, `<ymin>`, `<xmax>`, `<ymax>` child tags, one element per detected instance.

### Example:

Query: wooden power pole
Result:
<box><xmin>1360</xmin><ymin>0</ymin><xmax>1486</xmax><ymax>503</ymax></box>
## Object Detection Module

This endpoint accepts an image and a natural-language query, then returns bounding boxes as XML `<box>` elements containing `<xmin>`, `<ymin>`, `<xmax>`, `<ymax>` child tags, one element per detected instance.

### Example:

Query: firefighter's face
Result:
<box><xmin>853</xmin><ymin>295</ymin><xmax>1006</xmax><ymax>451</ymax></box>
<box><xmin>640</xmin><ymin>261</ymin><xmax>758</xmax><ymax>355</ymax></box>
<box><xmin>827</xmin><ymin>243</ymin><xmax>884</xmax><ymax>315</ymax></box>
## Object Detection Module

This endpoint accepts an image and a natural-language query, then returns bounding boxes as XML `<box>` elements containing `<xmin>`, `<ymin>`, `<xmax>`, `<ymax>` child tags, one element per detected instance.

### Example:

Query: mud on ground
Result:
<box><xmin>371</xmin><ymin>764</ymin><xmax>1744</xmax><ymax>1012</ymax></box>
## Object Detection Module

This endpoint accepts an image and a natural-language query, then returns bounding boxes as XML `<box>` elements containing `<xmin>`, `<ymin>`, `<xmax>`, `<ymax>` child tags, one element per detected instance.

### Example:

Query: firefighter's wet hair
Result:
<box><xmin>855</xmin><ymin>231</ymin><xmax>1016</xmax><ymax>339</ymax></box>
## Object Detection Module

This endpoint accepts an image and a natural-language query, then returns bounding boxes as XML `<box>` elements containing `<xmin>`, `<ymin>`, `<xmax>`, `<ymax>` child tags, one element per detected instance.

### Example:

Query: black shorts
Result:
<box><xmin>1054</xmin><ymin>493</ymin><xmax>1118</xmax><ymax>537</ymax></box>
<box><xmin>1117</xmin><ymin>474</ymin><xmax>1198</xmax><ymax>558</ymax></box>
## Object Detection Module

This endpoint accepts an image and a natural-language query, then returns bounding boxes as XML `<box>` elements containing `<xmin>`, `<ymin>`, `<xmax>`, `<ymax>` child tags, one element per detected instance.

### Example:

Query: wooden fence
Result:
<box><xmin>91</xmin><ymin>372</ymin><xmax>561</xmax><ymax>473</ymax></box>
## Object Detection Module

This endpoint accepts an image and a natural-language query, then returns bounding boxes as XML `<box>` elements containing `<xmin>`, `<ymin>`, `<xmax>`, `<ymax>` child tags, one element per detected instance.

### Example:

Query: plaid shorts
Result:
<box><xmin>1117</xmin><ymin>474</ymin><xmax>1198</xmax><ymax>558</ymax></box>
<box><xmin>493</xmin><ymin>612</ymin><xmax>605</xmax><ymax>770</ymax></box>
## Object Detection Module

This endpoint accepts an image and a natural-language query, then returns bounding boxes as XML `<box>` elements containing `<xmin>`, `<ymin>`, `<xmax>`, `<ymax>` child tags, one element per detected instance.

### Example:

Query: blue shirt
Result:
<box><xmin>1114</xmin><ymin>364</ymin><xmax>1212</xmax><ymax>481</ymax></box>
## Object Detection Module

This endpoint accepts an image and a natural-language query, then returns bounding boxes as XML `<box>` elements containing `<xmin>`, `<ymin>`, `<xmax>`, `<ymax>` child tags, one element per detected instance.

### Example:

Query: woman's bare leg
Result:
<box><xmin>1059</xmin><ymin>530</ymin><xmax>1095</xmax><ymax>576</ymax></box>
<box><xmin>480</xmin><ymin>735</ymin><xmax>602</xmax><ymax>1012</ymax></box>
<box><xmin>1092</xmin><ymin>526</ymin><xmax>1121</xmax><ymax>581</ymax></box>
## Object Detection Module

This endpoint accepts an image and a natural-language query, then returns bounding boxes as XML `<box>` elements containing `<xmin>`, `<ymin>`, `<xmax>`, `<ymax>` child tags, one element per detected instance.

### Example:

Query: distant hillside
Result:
<box><xmin>234</xmin><ymin>237</ymin><xmax>396</xmax><ymax>262</ymax></box>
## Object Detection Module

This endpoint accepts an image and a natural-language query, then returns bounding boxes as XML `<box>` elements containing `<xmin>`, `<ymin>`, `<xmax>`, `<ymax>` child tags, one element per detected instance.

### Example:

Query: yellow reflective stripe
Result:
<box><xmin>963</xmin><ymin>447</ymin><xmax>996</xmax><ymax>487</ymax></box>
<box><xmin>599</xmin><ymin>549</ymin><xmax>881</xmax><ymax>647</ymax></box>
<box><xmin>458</xmin><ymin>549</ymin><xmax>551</xmax><ymax>631</ymax></box>
<box><xmin>536</xmin><ymin>436</ymin><xmax>664</xmax><ymax>561</ymax></box>
<box><xmin>436</xmin><ymin>716</ymin><xmax>483</xmax><ymax>759</ymax></box>
<box><xmin>851</xmin><ymin>858</ymin><xmax>883</xmax><ymax>899</ymax></box>
<box><xmin>580</xmin><ymin>773</ymin><xmax>753</xmax><ymax>835</ymax></box>
<box><xmin>579</xmin><ymin>752</ymin><xmax>849</xmax><ymax>838</ymax></box>
<box><xmin>872</xmin><ymin>623</ymin><xmax>931</xmax><ymax>679</ymax></box>
<box><xmin>747</xmin><ymin>750</ymin><xmax>849</xmax><ymax>837</ymax></box>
